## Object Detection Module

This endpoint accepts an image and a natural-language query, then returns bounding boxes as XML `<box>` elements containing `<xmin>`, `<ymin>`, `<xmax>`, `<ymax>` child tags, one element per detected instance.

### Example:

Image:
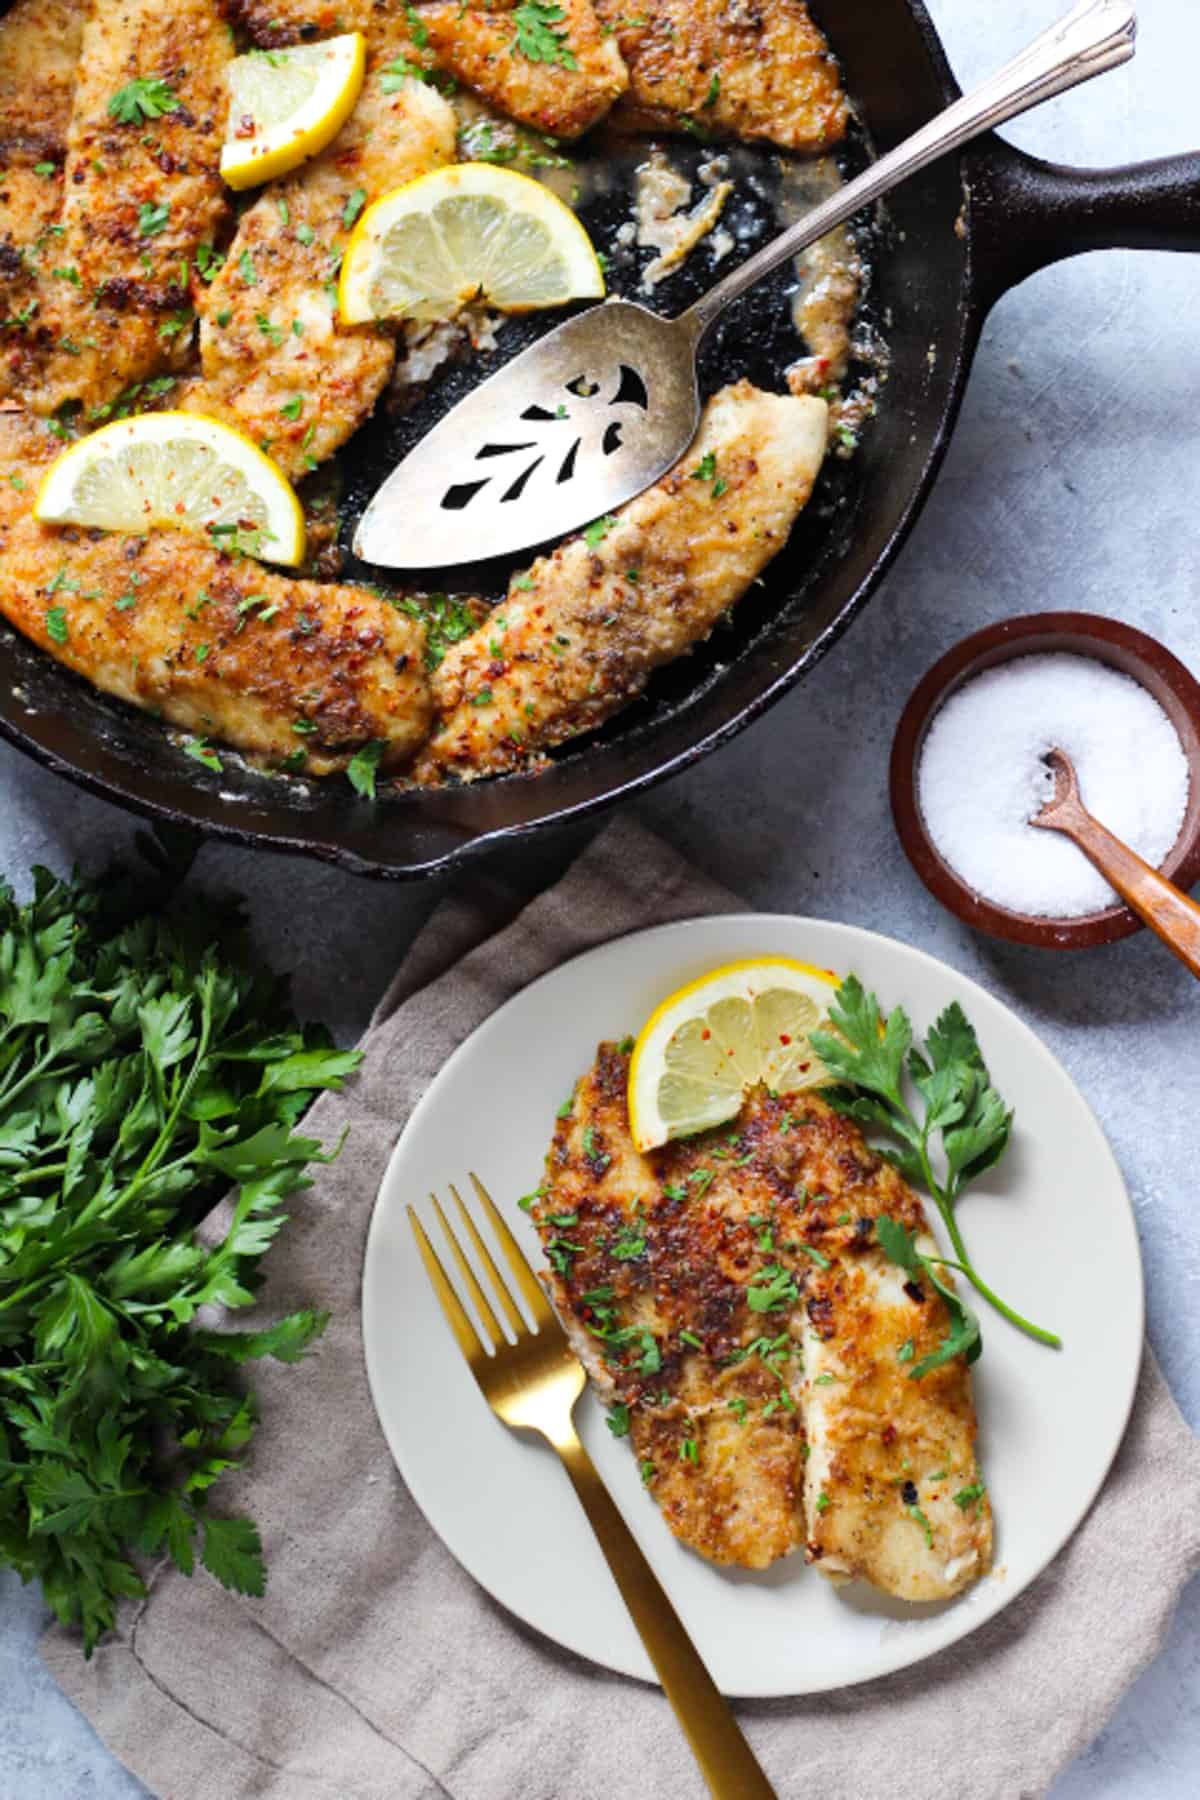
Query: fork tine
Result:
<box><xmin>469</xmin><ymin>1172</ymin><xmax>555</xmax><ymax>1327</ymax></box>
<box><xmin>430</xmin><ymin>1190</ymin><xmax>505</xmax><ymax>1348</ymax></box>
<box><xmin>408</xmin><ymin>1205</ymin><xmax>486</xmax><ymax>1369</ymax></box>
<box><xmin>450</xmin><ymin>1184</ymin><xmax>526</xmax><ymax>1338</ymax></box>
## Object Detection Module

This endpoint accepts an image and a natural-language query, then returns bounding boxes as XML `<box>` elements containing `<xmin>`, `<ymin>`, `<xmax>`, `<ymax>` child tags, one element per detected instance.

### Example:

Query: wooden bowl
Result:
<box><xmin>890</xmin><ymin>613</ymin><xmax>1200</xmax><ymax>949</ymax></box>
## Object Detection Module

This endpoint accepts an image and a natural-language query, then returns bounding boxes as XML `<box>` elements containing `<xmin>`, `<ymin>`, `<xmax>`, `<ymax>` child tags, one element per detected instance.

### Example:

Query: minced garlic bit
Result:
<box><xmin>633</xmin><ymin>150</ymin><xmax>733</xmax><ymax>290</ymax></box>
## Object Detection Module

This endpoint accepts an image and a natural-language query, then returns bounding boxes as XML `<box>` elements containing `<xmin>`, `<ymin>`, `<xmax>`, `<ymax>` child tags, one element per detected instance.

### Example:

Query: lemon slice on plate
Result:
<box><xmin>338</xmin><ymin>162</ymin><xmax>605</xmax><ymax>323</ymax></box>
<box><xmin>34</xmin><ymin>413</ymin><xmax>305</xmax><ymax>566</ymax></box>
<box><xmin>627</xmin><ymin>957</ymin><xmax>841</xmax><ymax>1151</ymax></box>
<box><xmin>220</xmin><ymin>32</ymin><xmax>366</xmax><ymax>191</ymax></box>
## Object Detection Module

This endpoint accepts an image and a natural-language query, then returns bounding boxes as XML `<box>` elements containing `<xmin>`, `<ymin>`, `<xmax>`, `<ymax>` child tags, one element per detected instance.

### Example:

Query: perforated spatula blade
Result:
<box><xmin>354</xmin><ymin>301</ymin><xmax>701</xmax><ymax>569</ymax></box>
<box><xmin>354</xmin><ymin>0</ymin><xmax>1135</xmax><ymax>572</ymax></box>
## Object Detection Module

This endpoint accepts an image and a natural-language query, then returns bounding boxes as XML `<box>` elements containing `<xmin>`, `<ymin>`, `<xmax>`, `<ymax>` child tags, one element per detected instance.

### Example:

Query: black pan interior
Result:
<box><xmin>0</xmin><ymin>0</ymin><xmax>970</xmax><ymax>875</ymax></box>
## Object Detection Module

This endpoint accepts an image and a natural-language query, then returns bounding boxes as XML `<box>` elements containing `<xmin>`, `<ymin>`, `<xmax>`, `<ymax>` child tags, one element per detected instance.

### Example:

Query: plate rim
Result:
<box><xmin>361</xmin><ymin>912</ymin><xmax>1145</xmax><ymax>1697</ymax></box>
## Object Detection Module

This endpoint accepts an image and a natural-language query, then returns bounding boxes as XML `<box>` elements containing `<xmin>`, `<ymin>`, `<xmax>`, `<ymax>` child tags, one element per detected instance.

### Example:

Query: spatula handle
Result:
<box><xmin>550</xmin><ymin>1426</ymin><xmax>777</xmax><ymax>1800</ymax></box>
<box><xmin>684</xmin><ymin>0</ymin><xmax>1138</xmax><ymax>337</ymax></box>
<box><xmin>1053</xmin><ymin>810</ymin><xmax>1200</xmax><ymax>978</ymax></box>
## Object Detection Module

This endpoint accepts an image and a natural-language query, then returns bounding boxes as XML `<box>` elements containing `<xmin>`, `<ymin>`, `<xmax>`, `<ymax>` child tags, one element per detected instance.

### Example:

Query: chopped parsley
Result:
<box><xmin>280</xmin><ymin>392</ymin><xmax>305</xmax><ymax>420</ymax></box>
<box><xmin>908</xmin><ymin>1504</ymin><xmax>934</xmax><ymax>1548</ymax></box>
<box><xmin>897</xmin><ymin>1337</ymin><xmax>915</xmax><ymax>1363</ymax></box>
<box><xmin>398</xmin><ymin>592</ymin><xmax>476</xmax><ymax>670</ymax></box>
<box><xmin>746</xmin><ymin>1264</ymin><xmax>799</xmax><ymax>1314</ymax></box>
<box><xmin>954</xmin><ymin>1482</ymin><xmax>986</xmax><ymax>1511</ymax></box>
<box><xmin>703</xmin><ymin>70</ymin><xmax>721</xmax><ymax>108</ymax></box>
<box><xmin>108</xmin><ymin>76</ymin><xmax>179</xmax><ymax>124</ymax></box>
<box><xmin>44</xmin><ymin>606</ymin><xmax>69</xmax><ymax>644</ymax></box>
<box><xmin>815</xmin><ymin>1491</ymin><xmax>831</xmax><ymax>1512</ymax></box>
<box><xmin>347</xmin><ymin>740</ymin><xmax>386</xmax><ymax>801</ymax></box>
<box><xmin>137</xmin><ymin>200</ymin><xmax>171</xmax><ymax>237</ymax></box>
<box><xmin>342</xmin><ymin>187</ymin><xmax>367</xmax><ymax>229</ymax></box>
<box><xmin>512</xmin><ymin>2</ymin><xmax>578</xmax><ymax>69</ymax></box>
<box><xmin>606</xmin><ymin>1403</ymin><xmax>630</xmax><ymax>1439</ymax></box>
<box><xmin>583</xmin><ymin>513</ymin><xmax>617</xmax><ymax>547</ymax></box>
<box><xmin>183</xmin><ymin>737</ymin><xmax>221</xmax><ymax>772</ymax></box>
<box><xmin>679</xmin><ymin>1436</ymin><xmax>699</xmax><ymax>1465</ymax></box>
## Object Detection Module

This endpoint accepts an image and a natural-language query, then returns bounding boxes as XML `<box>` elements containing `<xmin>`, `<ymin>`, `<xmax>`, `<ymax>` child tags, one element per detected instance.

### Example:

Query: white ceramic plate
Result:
<box><xmin>362</xmin><ymin>916</ymin><xmax>1142</xmax><ymax>1698</ymax></box>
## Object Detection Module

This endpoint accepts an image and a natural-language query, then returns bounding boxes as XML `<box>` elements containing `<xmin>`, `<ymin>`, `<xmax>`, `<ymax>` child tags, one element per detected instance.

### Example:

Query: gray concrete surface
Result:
<box><xmin>1</xmin><ymin>1</ymin><xmax>1197</xmax><ymax>1793</ymax></box>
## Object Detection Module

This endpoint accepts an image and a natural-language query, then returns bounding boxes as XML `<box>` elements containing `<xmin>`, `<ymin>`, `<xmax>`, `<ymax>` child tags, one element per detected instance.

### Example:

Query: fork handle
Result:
<box><xmin>551</xmin><ymin>1428</ymin><xmax>777</xmax><ymax>1800</ymax></box>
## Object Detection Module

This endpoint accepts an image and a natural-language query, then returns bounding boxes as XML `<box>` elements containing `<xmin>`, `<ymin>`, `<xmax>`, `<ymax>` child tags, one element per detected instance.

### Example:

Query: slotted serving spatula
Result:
<box><xmin>355</xmin><ymin>0</ymin><xmax>1136</xmax><ymax>571</ymax></box>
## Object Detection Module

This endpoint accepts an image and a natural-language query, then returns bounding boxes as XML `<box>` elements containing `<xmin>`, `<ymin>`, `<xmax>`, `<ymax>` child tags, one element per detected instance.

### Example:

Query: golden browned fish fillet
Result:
<box><xmin>7</xmin><ymin>0</ymin><xmax>231</xmax><ymax>419</ymax></box>
<box><xmin>0</xmin><ymin>412</ymin><xmax>431</xmax><ymax>774</ymax></box>
<box><xmin>414</xmin><ymin>0</ymin><xmax>627</xmax><ymax>138</ymax></box>
<box><xmin>230</xmin><ymin>1</ymin><xmax>627</xmax><ymax>140</ymax></box>
<box><xmin>532</xmin><ymin>1051</ymin><xmax>991</xmax><ymax>1597</ymax></box>
<box><xmin>596</xmin><ymin>0</ymin><xmax>848</xmax><ymax>151</ymax></box>
<box><xmin>182</xmin><ymin>29</ymin><xmax>457</xmax><ymax>479</ymax></box>
<box><xmin>0</xmin><ymin>0</ymin><xmax>87</xmax><ymax>350</ymax></box>
<box><xmin>415</xmin><ymin>381</ymin><xmax>828</xmax><ymax>782</ymax></box>
<box><xmin>221</xmin><ymin>0</ymin><xmax>371</xmax><ymax>45</ymax></box>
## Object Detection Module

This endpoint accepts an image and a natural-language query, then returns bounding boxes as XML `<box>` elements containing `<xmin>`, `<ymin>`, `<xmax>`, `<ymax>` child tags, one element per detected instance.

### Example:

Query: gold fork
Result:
<box><xmin>409</xmin><ymin>1175</ymin><xmax>777</xmax><ymax>1800</ymax></box>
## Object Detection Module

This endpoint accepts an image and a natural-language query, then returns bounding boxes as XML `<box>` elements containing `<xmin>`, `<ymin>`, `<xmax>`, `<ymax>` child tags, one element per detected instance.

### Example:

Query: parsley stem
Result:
<box><xmin>915</xmin><ymin>1137</ymin><xmax>1060</xmax><ymax>1348</ymax></box>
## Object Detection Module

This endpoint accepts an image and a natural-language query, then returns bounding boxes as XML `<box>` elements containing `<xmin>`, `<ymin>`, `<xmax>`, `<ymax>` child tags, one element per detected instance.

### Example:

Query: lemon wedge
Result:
<box><xmin>33</xmin><ymin>413</ymin><xmax>305</xmax><ymax>566</ymax></box>
<box><xmin>627</xmin><ymin>957</ymin><xmax>841</xmax><ymax>1152</ymax></box>
<box><xmin>338</xmin><ymin>162</ymin><xmax>605</xmax><ymax>323</ymax></box>
<box><xmin>220</xmin><ymin>33</ymin><xmax>366</xmax><ymax>191</ymax></box>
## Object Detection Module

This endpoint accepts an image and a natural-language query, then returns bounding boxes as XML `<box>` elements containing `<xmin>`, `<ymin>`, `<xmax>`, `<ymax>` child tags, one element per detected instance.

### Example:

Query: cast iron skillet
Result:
<box><xmin>2</xmin><ymin>0</ymin><xmax>1198</xmax><ymax>879</ymax></box>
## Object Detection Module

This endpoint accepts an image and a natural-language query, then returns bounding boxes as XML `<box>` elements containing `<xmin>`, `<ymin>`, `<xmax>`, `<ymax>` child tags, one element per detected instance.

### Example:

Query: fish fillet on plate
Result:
<box><xmin>182</xmin><ymin>26</ymin><xmax>458</xmax><ymax>479</ymax></box>
<box><xmin>416</xmin><ymin>381</ymin><xmax>829</xmax><ymax>782</ymax></box>
<box><xmin>596</xmin><ymin>0</ymin><xmax>849</xmax><ymax>151</ymax></box>
<box><xmin>0</xmin><ymin>413</ymin><xmax>431</xmax><ymax>775</ymax></box>
<box><xmin>7</xmin><ymin>0</ymin><xmax>231</xmax><ymax>419</ymax></box>
<box><xmin>531</xmin><ymin>1048</ymin><xmax>992</xmax><ymax>1599</ymax></box>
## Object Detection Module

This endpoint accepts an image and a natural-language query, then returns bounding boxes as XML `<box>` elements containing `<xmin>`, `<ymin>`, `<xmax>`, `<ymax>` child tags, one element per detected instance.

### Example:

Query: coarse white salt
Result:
<box><xmin>917</xmin><ymin>652</ymin><xmax>1191</xmax><ymax>919</ymax></box>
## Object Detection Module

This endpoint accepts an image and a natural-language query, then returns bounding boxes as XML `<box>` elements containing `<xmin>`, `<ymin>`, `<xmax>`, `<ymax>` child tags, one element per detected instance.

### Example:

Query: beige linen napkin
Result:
<box><xmin>44</xmin><ymin>817</ymin><xmax>1200</xmax><ymax>1800</ymax></box>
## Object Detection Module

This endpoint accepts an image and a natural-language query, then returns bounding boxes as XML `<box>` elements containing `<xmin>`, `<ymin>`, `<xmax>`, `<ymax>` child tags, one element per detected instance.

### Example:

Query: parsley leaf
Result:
<box><xmin>108</xmin><ymin>76</ymin><xmax>179</xmax><ymax>124</ymax></box>
<box><xmin>346</xmin><ymin>740</ymin><xmax>386</xmax><ymax>801</ymax></box>
<box><xmin>512</xmin><ymin>2</ymin><xmax>578</xmax><ymax>69</ymax></box>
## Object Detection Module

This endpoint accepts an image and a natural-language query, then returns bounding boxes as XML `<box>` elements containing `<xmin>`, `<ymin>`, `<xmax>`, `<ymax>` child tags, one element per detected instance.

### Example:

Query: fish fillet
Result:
<box><xmin>532</xmin><ymin>1052</ymin><xmax>992</xmax><ymax>1597</ymax></box>
<box><xmin>0</xmin><ymin>411</ymin><xmax>431</xmax><ymax>774</ymax></box>
<box><xmin>416</xmin><ymin>381</ymin><xmax>828</xmax><ymax>782</ymax></box>
<box><xmin>596</xmin><ymin>0</ymin><xmax>848</xmax><ymax>152</ymax></box>
<box><xmin>0</xmin><ymin>0</ymin><xmax>87</xmax><ymax>352</ymax></box>
<box><xmin>229</xmin><ymin>0</ymin><xmax>627</xmax><ymax>140</ymax></box>
<box><xmin>182</xmin><ymin>29</ymin><xmax>457</xmax><ymax>479</ymax></box>
<box><xmin>413</xmin><ymin>1</ymin><xmax>628</xmax><ymax>139</ymax></box>
<box><xmin>8</xmin><ymin>0</ymin><xmax>231</xmax><ymax>419</ymax></box>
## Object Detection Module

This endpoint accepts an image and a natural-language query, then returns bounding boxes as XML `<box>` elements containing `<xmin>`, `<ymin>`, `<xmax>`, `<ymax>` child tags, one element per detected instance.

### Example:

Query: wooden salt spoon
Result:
<box><xmin>1032</xmin><ymin>747</ymin><xmax>1200</xmax><ymax>977</ymax></box>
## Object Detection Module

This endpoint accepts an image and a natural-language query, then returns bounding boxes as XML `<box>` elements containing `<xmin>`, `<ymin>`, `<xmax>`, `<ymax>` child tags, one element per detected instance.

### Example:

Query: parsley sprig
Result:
<box><xmin>0</xmin><ymin>862</ymin><xmax>361</xmax><ymax>1653</ymax></box>
<box><xmin>810</xmin><ymin>978</ymin><xmax>1060</xmax><ymax>1349</ymax></box>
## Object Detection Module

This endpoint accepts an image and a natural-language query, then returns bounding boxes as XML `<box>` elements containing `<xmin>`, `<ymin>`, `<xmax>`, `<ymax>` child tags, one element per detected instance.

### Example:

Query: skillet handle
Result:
<box><xmin>967</xmin><ymin>132</ymin><xmax>1200</xmax><ymax>313</ymax></box>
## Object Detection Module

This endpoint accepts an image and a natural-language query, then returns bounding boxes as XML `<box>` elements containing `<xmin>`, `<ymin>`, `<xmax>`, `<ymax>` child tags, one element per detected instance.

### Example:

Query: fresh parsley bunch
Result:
<box><xmin>0</xmin><ymin>864</ymin><xmax>360</xmax><ymax>1653</ymax></box>
<box><xmin>810</xmin><ymin>976</ymin><xmax>1060</xmax><ymax>1354</ymax></box>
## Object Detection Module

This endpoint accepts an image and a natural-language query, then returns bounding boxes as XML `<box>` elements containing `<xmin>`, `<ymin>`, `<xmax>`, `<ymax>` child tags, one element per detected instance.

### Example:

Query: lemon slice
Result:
<box><xmin>627</xmin><ymin>957</ymin><xmax>841</xmax><ymax>1152</ymax></box>
<box><xmin>34</xmin><ymin>413</ymin><xmax>305</xmax><ymax>566</ymax></box>
<box><xmin>221</xmin><ymin>33</ymin><xmax>366</xmax><ymax>191</ymax></box>
<box><xmin>338</xmin><ymin>163</ymin><xmax>605</xmax><ymax>323</ymax></box>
